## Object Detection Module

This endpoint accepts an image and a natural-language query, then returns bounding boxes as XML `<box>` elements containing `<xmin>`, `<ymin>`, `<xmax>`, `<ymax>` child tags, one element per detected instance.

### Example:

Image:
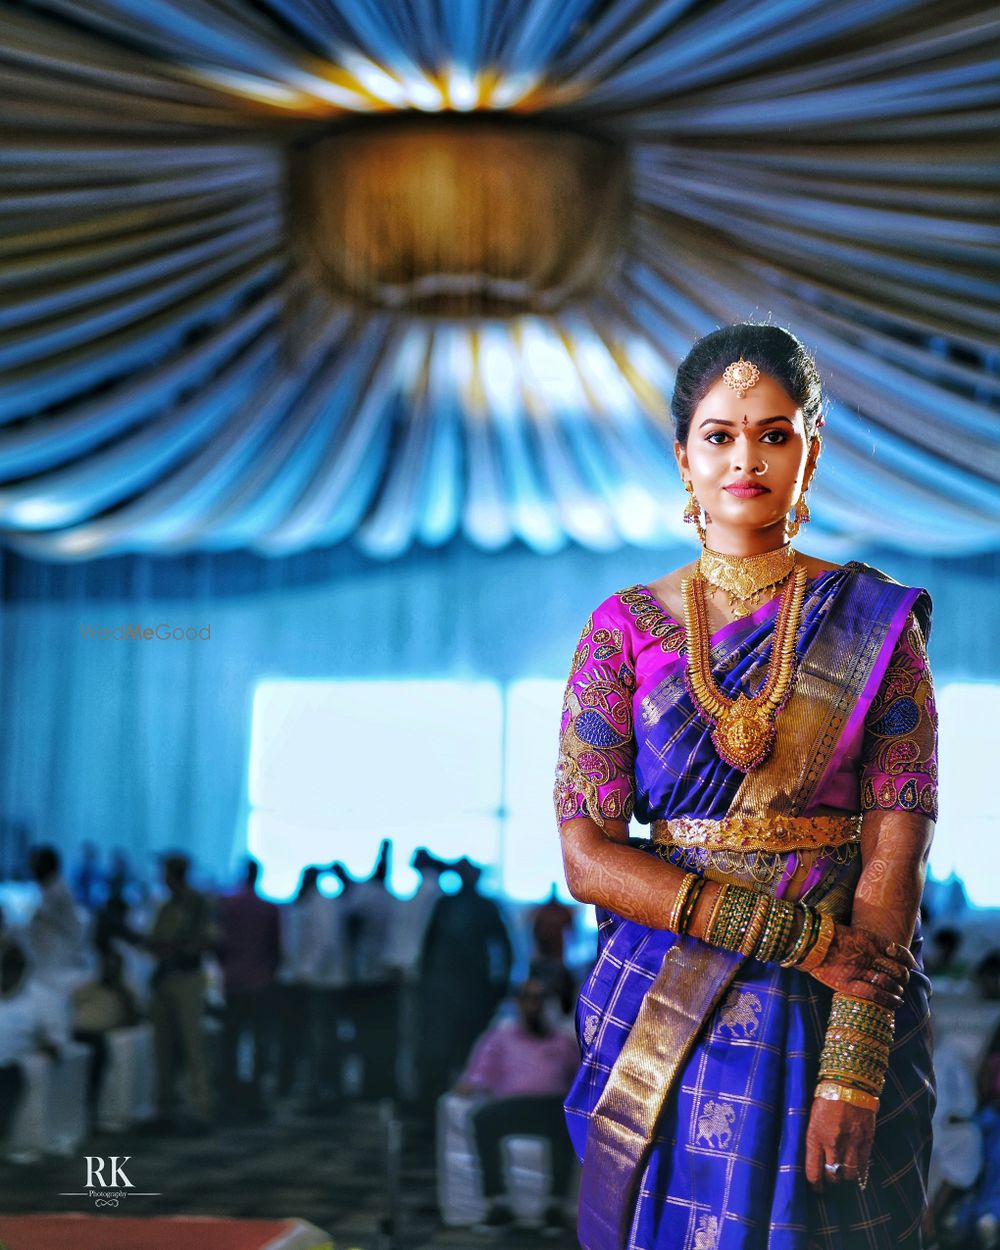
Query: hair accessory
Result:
<box><xmin>786</xmin><ymin>492</ymin><xmax>811</xmax><ymax>539</ymax></box>
<box><xmin>683</xmin><ymin>479</ymin><xmax>707</xmax><ymax>545</ymax></box>
<box><xmin>682</xmin><ymin>564</ymin><xmax>806</xmax><ymax>771</ymax></box>
<box><xmin>722</xmin><ymin>357</ymin><xmax>760</xmax><ymax>398</ymax></box>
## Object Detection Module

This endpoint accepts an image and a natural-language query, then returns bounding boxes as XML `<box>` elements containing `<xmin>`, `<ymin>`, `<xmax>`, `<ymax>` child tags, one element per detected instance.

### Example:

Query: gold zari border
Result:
<box><xmin>651</xmin><ymin>812</ymin><xmax>861</xmax><ymax>854</ymax></box>
<box><xmin>579</xmin><ymin>940</ymin><xmax>744</xmax><ymax>1250</ymax></box>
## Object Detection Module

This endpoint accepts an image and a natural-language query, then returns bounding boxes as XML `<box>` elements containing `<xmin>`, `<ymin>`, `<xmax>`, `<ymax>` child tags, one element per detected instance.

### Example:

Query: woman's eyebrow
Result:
<box><xmin>698</xmin><ymin>414</ymin><xmax>796</xmax><ymax>429</ymax></box>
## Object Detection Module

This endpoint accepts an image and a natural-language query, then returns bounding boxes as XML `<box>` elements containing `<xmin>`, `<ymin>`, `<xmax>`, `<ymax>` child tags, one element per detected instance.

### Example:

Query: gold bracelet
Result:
<box><xmin>797</xmin><ymin>911</ymin><xmax>836</xmax><ymax>973</ymax></box>
<box><xmin>679</xmin><ymin>876</ymin><xmax>708</xmax><ymax>934</ymax></box>
<box><xmin>739</xmin><ymin>894</ymin><xmax>771</xmax><ymax>957</ymax></box>
<box><xmin>668</xmin><ymin>873</ymin><xmax>698</xmax><ymax>934</ymax></box>
<box><xmin>779</xmin><ymin>905</ymin><xmax>815</xmax><ymax>967</ymax></box>
<box><xmin>703</xmin><ymin>883</ymin><xmax>729</xmax><ymax>942</ymax></box>
<box><xmin>828</xmin><ymin>994</ymin><xmax>895</xmax><ymax>1046</ymax></box>
<box><xmin>814</xmin><ymin>1081</ymin><xmax>880</xmax><ymax>1112</ymax></box>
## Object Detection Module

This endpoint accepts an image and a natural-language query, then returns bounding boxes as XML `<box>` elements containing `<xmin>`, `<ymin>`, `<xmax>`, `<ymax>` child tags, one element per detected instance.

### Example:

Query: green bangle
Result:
<box><xmin>779</xmin><ymin>905</ymin><xmax>815</xmax><ymax>967</ymax></box>
<box><xmin>757</xmin><ymin>898</ymin><xmax>795</xmax><ymax>963</ymax></box>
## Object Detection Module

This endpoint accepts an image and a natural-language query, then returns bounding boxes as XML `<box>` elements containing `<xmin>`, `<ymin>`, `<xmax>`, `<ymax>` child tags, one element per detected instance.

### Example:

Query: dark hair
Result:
<box><xmin>671</xmin><ymin>324</ymin><xmax>824</xmax><ymax>444</ymax></box>
<box><xmin>28</xmin><ymin>844</ymin><xmax>60</xmax><ymax>883</ymax></box>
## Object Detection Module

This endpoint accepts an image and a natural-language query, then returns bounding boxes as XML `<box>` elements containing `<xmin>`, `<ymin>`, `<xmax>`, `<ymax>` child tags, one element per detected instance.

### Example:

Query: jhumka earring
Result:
<box><xmin>786</xmin><ymin>492</ymin><xmax>811</xmax><ymax>538</ymax></box>
<box><xmin>683</xmin><ymin>480</ymin><xmax>707</xmax><ymax>545</ymax></box>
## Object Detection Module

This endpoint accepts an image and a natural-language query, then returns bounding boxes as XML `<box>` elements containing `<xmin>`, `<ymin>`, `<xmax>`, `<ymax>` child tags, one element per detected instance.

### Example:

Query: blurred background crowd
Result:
<box><xmin>1</xmin><ymin>839</ymin><xmax>999</xmax><ymax>1244</ymax></box>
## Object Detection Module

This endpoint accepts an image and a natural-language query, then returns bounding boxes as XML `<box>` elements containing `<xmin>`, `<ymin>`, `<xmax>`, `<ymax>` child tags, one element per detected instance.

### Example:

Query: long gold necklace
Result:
<box><xmin>698</xmin><ymin>544</ymin><xmax>797</xmax><ymax>618</ymax></box>
<box><xmin>682</xmin><ymin>564</ymin><xmax>807</xmax><ymax>771</ymax></box>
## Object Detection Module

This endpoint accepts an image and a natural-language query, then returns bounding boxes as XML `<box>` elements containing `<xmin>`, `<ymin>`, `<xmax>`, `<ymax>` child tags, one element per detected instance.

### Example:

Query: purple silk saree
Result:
<box><xmin>554</xmin><ymin>562</ymin><xmax>938</xmax><ymax>1250</ymax></box>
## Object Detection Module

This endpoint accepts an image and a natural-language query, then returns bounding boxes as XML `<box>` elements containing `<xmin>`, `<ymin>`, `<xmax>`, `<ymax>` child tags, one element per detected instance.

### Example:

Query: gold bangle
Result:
<box><xmin>779</xmin><ymin>905</ymin><xmax>816</xmax><ymax>967</ymax></box>
<box><xmin>679</xmin><ymin>876</ymin><xmax>707</xmax><ymax>934</ymax></box>
<box><xmin>797</xmin><ymin>911</ymin><xmax>836</xmax><ymax>973</ymax></box>
<box><xmin>828</xmin><ymin>994</ymin><xmax>895</xmax><ymax>1043</ymax></box>
<box><xmin>703</xmin><ymin>883</ymin><xmax>729</xmax><ymax>943</ymax></box>
<box><xmin>814</xmin><ymin>1081</ymin><xmax>880</xmax><ymax>1112</ymax></box>
<box><xmin>739</xmin><ymin>894</ymin><xmax>771</xmax><ymax>957</ymax></box>
<box><xmin>668</xmin><ymin>873</ymin><xmax>698</xmax><ymax>934</ymax></box>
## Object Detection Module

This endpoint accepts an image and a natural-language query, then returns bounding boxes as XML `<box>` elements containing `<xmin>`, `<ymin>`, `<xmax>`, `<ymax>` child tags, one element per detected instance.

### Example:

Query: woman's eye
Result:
<box><xmin>705</xmin><ymin>431</ymin><xmax>730</xmax><ymax>444</ymax></box>
<box><xmin>761</xmin><ymin>430</ymin><xmax>789</xmax><ymax>444</ymax></box>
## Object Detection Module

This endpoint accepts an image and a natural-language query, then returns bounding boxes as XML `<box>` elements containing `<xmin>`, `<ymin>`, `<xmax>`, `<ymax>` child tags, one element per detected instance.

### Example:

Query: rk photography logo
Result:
<box><xmin>60</xmin><ymin>1155</ymin><xmax>161</xmax><ymax>1208</ymax></box>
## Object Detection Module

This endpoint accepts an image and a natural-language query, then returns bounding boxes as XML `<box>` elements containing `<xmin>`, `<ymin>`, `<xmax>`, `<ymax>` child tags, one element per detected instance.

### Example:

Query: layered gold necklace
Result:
<box><xmin>698</xmin><ymin>544</ymin><xmax>797</xmax><ymax>618</ymax></box>
<box><xmin>682</xmin><ymin>561</ymin><xmax>807</xmax><ymax>772</ymax></box>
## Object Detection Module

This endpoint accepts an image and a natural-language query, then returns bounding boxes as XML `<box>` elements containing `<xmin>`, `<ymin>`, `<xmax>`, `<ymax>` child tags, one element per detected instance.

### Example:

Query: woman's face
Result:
<box><xmin>674</xmin><ymin>371</ymin><xmax>819</xmax><ymax>544</ymax></box>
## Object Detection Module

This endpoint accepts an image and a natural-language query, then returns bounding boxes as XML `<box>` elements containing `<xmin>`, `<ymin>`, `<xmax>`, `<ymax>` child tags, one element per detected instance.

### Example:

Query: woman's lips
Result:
<box><xmin>724</xmin><ymin>484</ymin><xmax>770</xmax><ymax>498</ymax></box>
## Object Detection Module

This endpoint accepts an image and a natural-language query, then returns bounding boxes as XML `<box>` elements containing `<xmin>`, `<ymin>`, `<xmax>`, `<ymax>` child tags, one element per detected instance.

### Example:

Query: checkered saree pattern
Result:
<box><xmin>567</xmin><ymin>894</ymin><xmax>934</xmax><ymax>1249</ymax></box>
<box><xmin>560</xmin><ymin>566</ymin><xmax>936</xmax><ymax>1249</ymax></box>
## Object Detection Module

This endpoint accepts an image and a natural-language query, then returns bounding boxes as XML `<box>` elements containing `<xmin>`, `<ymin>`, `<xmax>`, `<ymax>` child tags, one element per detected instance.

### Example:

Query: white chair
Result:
<box><xmin>4</xmin><ymin>1042</ymin><xmax>89</xmax><ymax>1162</ymax></box>
<box><xmin>97</xmin><ymin>1023</ymin><xmax>156</xmax><ymax>1131</ymax></box>
<box><xmin>436</xmin><ymin>1092</ymin><xmax>558</xmax><ymax>1227</ymax></box>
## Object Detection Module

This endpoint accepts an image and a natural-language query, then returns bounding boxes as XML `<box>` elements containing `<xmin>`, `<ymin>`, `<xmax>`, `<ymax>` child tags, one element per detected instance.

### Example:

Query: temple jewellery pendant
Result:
<box><xmin>682</xmin><ymin>565</ymin><xmax>807</xmax><ymax>772</ymax></box>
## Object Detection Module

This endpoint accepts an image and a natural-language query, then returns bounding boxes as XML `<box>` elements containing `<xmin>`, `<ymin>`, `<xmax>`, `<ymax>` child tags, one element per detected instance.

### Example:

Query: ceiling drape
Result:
<box><xmin>1</xmin><ymin>0</ymin><xmax>997</xmax><ymax>560</ymax></box>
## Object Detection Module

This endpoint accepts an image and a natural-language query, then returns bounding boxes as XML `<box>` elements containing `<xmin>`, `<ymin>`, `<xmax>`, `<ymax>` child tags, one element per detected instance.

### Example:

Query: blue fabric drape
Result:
<box><xmin>0</xmin><ymin>0</ymin><xmax>997</xmax><ymax>559</ymax></box>
<box><xmin>0</xmin><ymin>541</ymin><xmax>995</xmax><ymax>878</ymax></box>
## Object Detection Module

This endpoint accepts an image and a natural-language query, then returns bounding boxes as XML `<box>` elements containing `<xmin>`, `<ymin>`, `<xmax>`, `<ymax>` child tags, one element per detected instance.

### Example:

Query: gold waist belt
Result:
<box><xmin>651</xmin><ymin>812</ymin><xmax>862</xmax><ymax>854</ymax></box>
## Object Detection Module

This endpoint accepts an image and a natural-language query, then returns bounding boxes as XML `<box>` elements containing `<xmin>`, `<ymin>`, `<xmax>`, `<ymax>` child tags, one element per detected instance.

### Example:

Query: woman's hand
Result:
<box><xmin>805</xmin><ymin>1097</ymin><xmax>875</xmax><ymax>1191</ymax></box>
<box><xmin>807</xmin><ymin>923</ymin><xmax>915</xmax><ymax>1008</ymax></box>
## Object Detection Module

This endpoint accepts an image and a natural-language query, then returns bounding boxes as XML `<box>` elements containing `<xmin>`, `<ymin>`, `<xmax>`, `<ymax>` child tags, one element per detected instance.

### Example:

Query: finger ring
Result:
<box><xmin>868</xmin><ymin>970</ymin><xmax>882</xmax><ymax>985</ymax></box>
<box><xmin>824</xmin><ymin>1162</ymin><xmax>843</xmax><ymax>1177</ymax></box>
<box><xmin>886</xmin><ymin>941</ymin><xmax>899</xmax><ymax>957</ymax></box>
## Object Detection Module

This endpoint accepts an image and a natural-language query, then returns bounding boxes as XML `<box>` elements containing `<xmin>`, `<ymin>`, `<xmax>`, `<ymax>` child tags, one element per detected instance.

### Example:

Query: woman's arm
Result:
<box><xmin>560</xmin><ymin>814</ymin><xmax>690</xmax><ymax>931</ymax></box>
<box><xmin>561</xmin><ymin>814</ymin><xmax>912</xmax><ymax>1007</ymax></box>
<box><xmin>851</xmin><ymin>809</ymin><xmax>934</xmax><ymax>946</ymax></box>
<box><xmin>805</xmin><ymin>809</ymin><xmax>933</xmax><ymax>1193</ymax></box>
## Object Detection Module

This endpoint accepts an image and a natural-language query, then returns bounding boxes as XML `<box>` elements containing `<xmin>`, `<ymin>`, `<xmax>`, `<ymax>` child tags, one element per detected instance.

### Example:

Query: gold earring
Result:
<box><xmin>683</xmin><ymin>480</ymin><xmax>707</xmax><ymax>545</ymax></box>
<box><xmin>787</xmin><ymin>491</ymin><xmax>811</xmax><ymax>539</ymax></box>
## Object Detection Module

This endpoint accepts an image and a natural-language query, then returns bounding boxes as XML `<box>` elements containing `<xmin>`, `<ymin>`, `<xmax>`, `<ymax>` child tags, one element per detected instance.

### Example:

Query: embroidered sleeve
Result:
<box><xmin>860</xmin><ymin>610</ymin><xmax>938</xmax><ymax>820</ymax></box>
<box><xmin>553</xmin><ymin>597</ymin><xmax>636</xmax><ymax>830</ymax></box>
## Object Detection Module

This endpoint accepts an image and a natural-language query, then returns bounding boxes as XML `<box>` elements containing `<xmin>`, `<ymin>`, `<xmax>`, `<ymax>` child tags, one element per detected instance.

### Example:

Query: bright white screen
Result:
<box><xmin>248</xmin><ymin>679</ymin><xmax>503</xmax><ymax>899</ymax></box>
<box><xmin>502</xmin><ymin>679</ymin><xmax>574</xmax><ymax>903</ymax></box>
<box><xmin>930</xmin><ymin>682</ymin><xmax>1000</xmax><ymax>907</ymax></box>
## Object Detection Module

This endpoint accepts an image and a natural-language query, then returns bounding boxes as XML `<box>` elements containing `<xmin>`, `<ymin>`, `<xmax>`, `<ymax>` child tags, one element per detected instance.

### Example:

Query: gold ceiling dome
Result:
<box><xmin>288</xmin><ymin>115</ymin><xmax>629</xmax><ymax>316</ymax></box>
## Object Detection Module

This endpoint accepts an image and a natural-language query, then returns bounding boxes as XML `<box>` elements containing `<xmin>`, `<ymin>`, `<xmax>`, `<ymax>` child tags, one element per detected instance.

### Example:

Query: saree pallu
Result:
<box><xmin>558</xmin><ymin>564</ymin><xmax>937</xmax><ymax>1250</ymax></box>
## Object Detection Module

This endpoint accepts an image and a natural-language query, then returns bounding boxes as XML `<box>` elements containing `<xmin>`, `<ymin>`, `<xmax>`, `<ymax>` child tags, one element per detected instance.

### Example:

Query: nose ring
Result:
<box><xmin>752</xmin><ymin>462</ymin><xmax>768</xmax><ymax>476</ymax></box>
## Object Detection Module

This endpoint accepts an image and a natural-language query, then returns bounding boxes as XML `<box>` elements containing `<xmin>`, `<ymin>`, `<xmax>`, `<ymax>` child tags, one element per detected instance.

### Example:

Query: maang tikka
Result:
<box><xmin>722</xmin><ymin>357</ymin><xmax>760</xmax><ymax>398</ymax></box>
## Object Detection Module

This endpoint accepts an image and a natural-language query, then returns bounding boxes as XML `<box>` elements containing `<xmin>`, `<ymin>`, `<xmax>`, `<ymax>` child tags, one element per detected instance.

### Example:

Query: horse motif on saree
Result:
<box><xmin>555</xmin><ymin>562</ymin><xmax>938</xmax><ymax>1250</ymax></box>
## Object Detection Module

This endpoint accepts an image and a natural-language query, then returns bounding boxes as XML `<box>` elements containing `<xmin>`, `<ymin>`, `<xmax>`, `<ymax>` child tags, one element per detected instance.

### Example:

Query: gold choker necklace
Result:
<box><xmin>698</xmin><ymin>545</ymin><xmax>797</xmax><ymax>618</ymax></box>
<box><xmin>682</xmin><ymin>565</ymin><xmax>807</xmax><ymax>771</ymax></box>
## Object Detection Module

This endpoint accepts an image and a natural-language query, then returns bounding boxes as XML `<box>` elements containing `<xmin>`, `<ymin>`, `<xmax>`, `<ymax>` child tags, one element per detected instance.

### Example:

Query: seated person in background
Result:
<box><xmin>939</xmin><ymin>1020</ymin><xmax>1000</xmax><ymax>1249</ymax></box>
<box><xmin>928</xmin><ymin>927</ymin><xmax>969</xmax><ymax>982</ymax></box>
<box><xmin>0</xmin><ymin>941</ymin><xmax>68</xmax><ymax>1144</ymax></box>
<box><xmin>454</xmin><ymin>978</ymin><xmax>580</xmax><ymax>1233</ymax></box>
<box><xmin>974</xmin><ymin>952</ymin><xmax>1000</xmax><ymax>1002</ymax></box>
<box><xmin>71</xmin><ymin>948</ymin><xmax>141</xmax><ymax>1132</ymax></box>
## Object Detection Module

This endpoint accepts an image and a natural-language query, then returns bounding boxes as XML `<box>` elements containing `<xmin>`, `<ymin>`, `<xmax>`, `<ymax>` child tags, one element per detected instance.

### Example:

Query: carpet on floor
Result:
<box><xmin>0</xmin><ymin>1214</ymin><xmax>331</xmax><ymax>1250</ymax></box>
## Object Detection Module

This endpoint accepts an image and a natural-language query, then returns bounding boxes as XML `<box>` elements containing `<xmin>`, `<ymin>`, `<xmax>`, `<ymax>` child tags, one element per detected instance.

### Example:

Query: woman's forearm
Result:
<box><xmin>560</xmin><ymin>816</ymin><xmax>698</xmax><ymax>931</ymax></box>
<box><xmin>850</xmin><ymin>810</ymin><xmax>934</xmax><ymax>947</ymax></box>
